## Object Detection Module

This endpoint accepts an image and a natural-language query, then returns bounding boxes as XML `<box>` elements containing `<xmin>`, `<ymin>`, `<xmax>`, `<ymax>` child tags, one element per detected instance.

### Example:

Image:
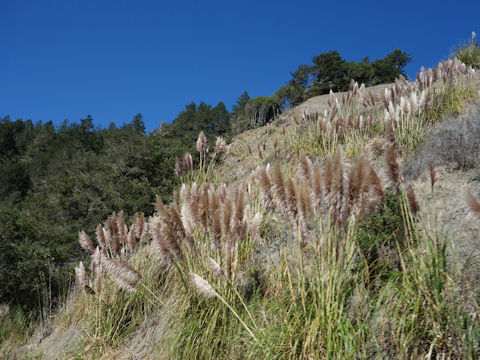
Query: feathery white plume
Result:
<box><xmin>190</xmin><ymin>272</ymin><xmax>218</xmax><ymax>299</ymax></box>
<box><xmin>208</xmin><ymin>257</ymin><xmax>226</xmax><ymax>279</ymax></box>
<box><xmin>75</xmin><ymin>261</ymin><xmax>86</xmax><ymax>288</ymax></box>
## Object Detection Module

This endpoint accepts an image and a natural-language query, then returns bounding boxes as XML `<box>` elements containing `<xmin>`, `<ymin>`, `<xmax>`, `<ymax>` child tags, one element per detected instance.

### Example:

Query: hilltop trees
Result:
<box><xmin>232</xmin><ymin>49</ymin><xmax>412</xmax><ymax>132</ymax></box>
<box><xmin>289</xmin><ymin>49</ymin><xmax>412</xmax><ymax>99</ymax></box>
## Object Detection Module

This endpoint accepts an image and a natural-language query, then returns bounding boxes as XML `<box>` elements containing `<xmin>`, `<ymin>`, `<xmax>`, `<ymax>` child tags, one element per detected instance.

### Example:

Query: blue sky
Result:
<box><xmin>1</xmin><ymin>0</ymin><xmax>478</xmax><ymax>132</ymax></box>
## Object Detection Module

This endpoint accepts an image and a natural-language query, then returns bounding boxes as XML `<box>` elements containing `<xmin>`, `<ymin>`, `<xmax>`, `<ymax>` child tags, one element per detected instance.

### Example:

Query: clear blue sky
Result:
<box><xmin>1</xmin><ymin>0</ymin><xmax>478</xmax><ymax>132</ymax></box>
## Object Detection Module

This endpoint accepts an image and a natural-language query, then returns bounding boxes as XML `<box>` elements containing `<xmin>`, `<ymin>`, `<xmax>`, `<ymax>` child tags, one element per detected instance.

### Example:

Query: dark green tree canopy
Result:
<box><xmin>231</xmin><ymin>91</ymin><xmax>250</xmax><ymax>118</ymax></box>
<box><xmin>130</xmin><ymin>113</ymin><xmax>146</xmax><ymax>134</ymax></box>
<box><xmin>288</xmin><ymin>49</ymin><xmax>412</xmax><ymax>99</ymax></box>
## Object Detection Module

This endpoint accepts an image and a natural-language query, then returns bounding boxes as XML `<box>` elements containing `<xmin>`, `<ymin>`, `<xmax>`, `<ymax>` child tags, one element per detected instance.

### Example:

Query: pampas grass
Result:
<box><xmin>285</xmin><ymin>176</ymin><xmax>299</xmax><ymax>223</ymax></box>
<box><xmin>132</xmin><ymin>212</ymin><xmax>148</xmax><ymax>243</ymax></box>
<box><xmin>175</xmin><ymin>157</ymin><xmax>182</xmax><ymax>176</ymax></box>
<box><xmin>150</xmin><ymin>214</ymin><xmax>182</xmax><ymax>264</ymax></box>
<box><xmin>75</xmin><ymin>262</ymin><xmax>86</xmax><ymax>288</ymax></box>
<box><xmin>254</xmin><ymin>148</ymin><xmax>387</xmax><ymax>230</ymax></box>
<box><xmin>366</xmin><ymin>158</ymin><xmax>385</xmax><ymax>204</ymax></box>
<box><xmin>429</xmin><ymin>162</ymin><xmax>436</xmax><ymax>192</ymax></box>
<box><xmin>208</xmin><ymin>258</ymin><xmax>226</xmax><ymax>279</ymax></box>
<box><xmin>197</xmin><ymin>131</ymin><xmax>207</xmax><ymax>170</ymax></box>
<box><xmin>79</xmin><ymin>231</ymin><xmax>95</xmax><ymax>253</ymax></box>
<box><xmin>386</xmin><ymin>144</ymin><xmax>402</xmax><ymax>192</ymax></box>
<box><xmin>183</xmin><ymin>153</ymin><xmax>193</xmax><ymax>170</ymax></box>
<box><xmin>101</xmin><ymin>255</ymin><xmax>142</xmax><ymax>293</ymax></box>
<box><xmin>312</xmin><ymin>162</ymin><xmax>323</xmax><ymax>210</ymax></box>
<box><xmin>196</xmin><ymin>131</ymin><xmax>207</xmax><ymax>153</ymax></box>
<box><xmin>214</xmin><ymin>136</ymin><xmax>226</xmax><ymax>154</ymax></box>
<box><xmin>127</xmin><ymin>228</ymin><xmax>136</xmax><ymax>252</ymax></box>
<box><xmin>272</xmin><ymin>164</ymin><xmax>286</xmax><ymax>208</ymax></box>
<box><xmin>407</xmin><ymin>185</ymin><xmax>419</xmax><ymax>215</ymax></box>
<box><xmin>96</xmin><ymin>224</ymin><xmax>107</xmax><ymax>249</ymax></box>
<box><xmin>255</xmin><ymin>166</ymin><xmax>273</xmax><ymax>207</ymax></box>
<box><xmin>465</xmin><ymin>190</ymin><xmax>480</xmax><ymax>220</ymax></box>
<box><xmin>190</xmin><ymin>272</ymin><xmax>218</xmax><ymax>299</ymax></box>
<box><xmin>0</xmin><ymin>304</ymin><xmax>9</xmax><ymax>317</ymax></box>
<box><xmin>299</xmin><ymin>155</ymin><xmax>313</xmax><ymax>184</ymax></box>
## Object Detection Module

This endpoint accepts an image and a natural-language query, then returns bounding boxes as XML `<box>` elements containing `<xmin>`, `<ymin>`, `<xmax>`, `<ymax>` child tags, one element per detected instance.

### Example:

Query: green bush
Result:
<box><xmin>356</xmin><ymin>190</ymin><xmax>405</xmax><ymax>280</ymax></box>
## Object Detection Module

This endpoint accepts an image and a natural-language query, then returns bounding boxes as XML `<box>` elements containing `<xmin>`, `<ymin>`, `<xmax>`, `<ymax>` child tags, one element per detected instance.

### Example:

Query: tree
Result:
<box><xmin>0</xmin><ymin>205</ymin><xmax>73</xmax><ymax>312</ymax></box>
<box><xmin>273</xmin><ymin>85</ymin><xmax>305</xmax><ymax>109</ymax></box>
<box><xmin>244</xmin><ymin>97</ymin><xmax>279</xmax><ymax>127</ymax></box>
<box><xmin>289</xmin><ymin>64</ymin><xmax>311</xmax><ymax>88</ymax></box>
<box><xmin>287</xmin><ymin>49</ymin><xmax>413</xmax><ymax>101</ymax></box>
<box><xmin>230</xmin><ymin>91</ymin><xmax>251</xmax><ymax>135</ymax></box>
<box><xmin>372</xmin><ymin>49</ymin><xmax>412</xmax><ymax>84</ymax></box>
<box><xmin>231</xmin><ymin>91</ymin><xmax>250</xmax><ymax>118</ymax></box>
<box><xmin>309</xmin><ymin>50</ymin><xmax>346</xmax><ymax>95</ymax></box>
<box><xmin>343</xmin><ymin>57</ymin><xmax>375</xmax><ymax>86</ymax></box>
<box><xmin>131</xmin><ymin>113</ymin><xmax>145</xmax><ymax>134</ymax></box>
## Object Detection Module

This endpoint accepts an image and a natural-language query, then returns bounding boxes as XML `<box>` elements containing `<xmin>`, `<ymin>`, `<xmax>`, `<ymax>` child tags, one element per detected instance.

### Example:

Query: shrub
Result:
<box><xmin>355</xmin><ymin>189</ymin><xmax>414</xmax><ymax>284</ymax></box>
<box><xmin>403</xmin><ymin>105</ymin><xmax>480</xmax><ymax>179</ymax></box>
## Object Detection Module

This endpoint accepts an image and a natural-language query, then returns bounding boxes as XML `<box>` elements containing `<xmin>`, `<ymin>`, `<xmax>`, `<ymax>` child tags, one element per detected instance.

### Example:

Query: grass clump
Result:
<box><xmin>423</xmin><ymin>80</ymin><xmax>477</xmax><ymax>122</ymax></box>
<box><xmin>0</xmin><ymin>308</ymin><xmax>35</xmax><ymax>358</ymax></box>
<box><xmin>453</xmin><ymin>33</ymin><xmax>480</xmax><ymax>69</ymax></box>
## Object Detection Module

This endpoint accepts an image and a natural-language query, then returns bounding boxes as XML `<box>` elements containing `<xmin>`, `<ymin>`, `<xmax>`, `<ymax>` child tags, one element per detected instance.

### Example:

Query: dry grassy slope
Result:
<box><xmin>15</xmin><ymin>77</ymin><xmax>480</xmax><ymax>360</ymax></box>
<box><xmin>217</xmin><ymin>82</ymin><xmax>392</xmax><ymax>188</ymax></box>
<box><xmin>220</xmin><ymin>81</ymin><xmax>480</xmax><ymax>281</ymax></box>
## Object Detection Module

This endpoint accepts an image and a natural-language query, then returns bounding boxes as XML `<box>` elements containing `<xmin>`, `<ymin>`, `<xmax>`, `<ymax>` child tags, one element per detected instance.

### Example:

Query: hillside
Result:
<box><xmin>3</xmin><ymin>60</ymin><xmax>480</xmax><ymax>359</ymax></box>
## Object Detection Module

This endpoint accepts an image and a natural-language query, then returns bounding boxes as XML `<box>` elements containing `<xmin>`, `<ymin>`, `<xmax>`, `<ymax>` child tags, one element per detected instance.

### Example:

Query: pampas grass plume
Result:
<box><xmin>214</xmin><ymin>136</ymin><xmax>226</xmax><ymax>154</ymax></box>
<box><xmin>429</xmin><ymin>163</ymin><xmax>436</xmax><ymax>192</ymax></box>
<box><xmin>96</xmin><ymin>224</ymin><xmax>106</xmax><ymax>249</ymax></box>
<box><xmin>183</xmin><ymin>153</ymin><xmax>193</xmax><ymax>169</ymax></box>
<box><xmin>0</xmin><ymin>304</ymin><xmax>9</xmax><ymax>317</ymax></box>
<box><xmin>75</xmin><ymin>262</ymin><xmax>86</xmax><ymax>288</ymax></box>
<box><xmin>79</xmin><ymin>231</ymin><xmax>95</xmax><ymax>253</ymax></box>
<box><xmin>102</xmin><ymin>255</ymin><xmax>141</xmax><ymax>293</ymax></box>
<box><xmin>407</xmin><ymin>186</ymin><xmax>419</xmax><ymax>215</ymax></box>
<box><xmin>196</xmin><ymin>131</ymin><xmax>207</xmax><ymax>153</ymax></box>
<box><xmin>175</xmin><ymin>157</ymin><xmax>182</xmax><ymax>176</ymax></box>
<box><xmin>190</xmin><ymin>272</ymin><xmax>218</xmax><ymax>299</ymax></box>
<box><xmin>208</xmin><ymin>257</ymin><xmax>226</xmax><ymax>279</ymax></box>
<box><xmin>465</xmin><ymin>190</ymin><xmax>480</xmax><ymax>221</ymax></box>
<box><xmin>92</xmin><ymin>246</ymin><xmax>102</xmax><ymax>267</ymax></box>
<box><xmin>385</xmin><ymin>145</ymin><xmax>402</xmax><ymax>192</ymax></box>
<box><xmin>272</xmin><ymin>165</ymin><xmax>286</xmax><ymax>207</ymax></box>
<box><xmin>127</xmin><ymin>228</ymin><xmax>136</xmax><ymax>252</ymax></box>
<box><xmin>249</xmin><ymin>212</ymin><xmax>262</xmax><ymax>241</ymax></box>
<box><xmin>299</xmin><ymin>155</ymin><xmax>313</xmax><ymax>184</ymax></box>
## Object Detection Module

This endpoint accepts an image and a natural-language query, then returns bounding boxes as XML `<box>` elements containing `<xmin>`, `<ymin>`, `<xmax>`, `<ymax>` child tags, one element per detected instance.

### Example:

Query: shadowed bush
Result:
<box><xmin>403</xmin><ymin>105</ymin><xmax>480</xmax><ymax>179</ymax></box>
